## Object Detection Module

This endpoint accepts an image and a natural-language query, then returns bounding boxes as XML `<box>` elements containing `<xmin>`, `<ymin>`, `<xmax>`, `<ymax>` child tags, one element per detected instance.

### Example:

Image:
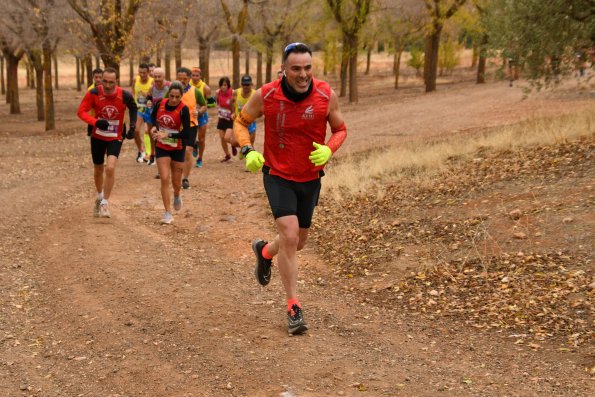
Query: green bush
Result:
<box><xmin>407</xmin><ymin>48</ymin><xmax>424</xmax><ymax>77</ymax></box>
<box><xmin>439</xmin><ymin>40</ymin><xmax>461</xmax><ymax>76</ymax></box>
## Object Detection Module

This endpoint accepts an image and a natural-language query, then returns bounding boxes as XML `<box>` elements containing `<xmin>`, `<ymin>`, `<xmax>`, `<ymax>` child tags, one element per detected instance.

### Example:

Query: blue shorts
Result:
<box><xmin>198</xmin><ymin>112</ymin><xmax>208</xmax><ymax>127</ymax></box>
<box><xmin>248</xmin><ymin>122</ymin><xmax>256</xmax><ymax>134</ymax></box>
<box><xmin>140</xmin><ymin>108</ymin><xmax>152</xmax><ymax>123</ymax></box>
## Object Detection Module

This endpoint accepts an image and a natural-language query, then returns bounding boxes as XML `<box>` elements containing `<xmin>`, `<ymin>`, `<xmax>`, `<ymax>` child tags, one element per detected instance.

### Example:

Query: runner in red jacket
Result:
<box><xmin>234</xmin><ymin>43</ymin><xmax>347</xmax><ymax>335</ymax></box>
<box><xmin>77</xmin><ymin>67</ymin><xmax>138</xmax><ymax>218</ymax></box>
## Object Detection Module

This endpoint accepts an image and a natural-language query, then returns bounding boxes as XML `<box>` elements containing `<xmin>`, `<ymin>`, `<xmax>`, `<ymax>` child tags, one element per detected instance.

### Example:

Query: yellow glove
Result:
<box><xmin>309</xmin><ymin>142</ymin><xmax>332</xmax><ymax>166</ymax></box>
<box><xmin>245</xmin><ymin>150</ymin><xmax>265</xmax><ymax>173</ymax></box>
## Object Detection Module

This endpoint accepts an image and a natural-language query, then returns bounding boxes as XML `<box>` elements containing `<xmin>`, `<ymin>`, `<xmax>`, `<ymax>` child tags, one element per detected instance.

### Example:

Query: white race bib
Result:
<box><xmin>218</xmin><ymin>108</ymin><xmax>231</xmax><ymax>120</ymax></box>
<box><xmin>160</xmin><ymin>127</ymin><xmax>179</xmax><ymax>147</ymax></box>
<box><xmin>96</xmin><ymin>120</ymin><xmax>120</xmax><ymax>138</ymax></box>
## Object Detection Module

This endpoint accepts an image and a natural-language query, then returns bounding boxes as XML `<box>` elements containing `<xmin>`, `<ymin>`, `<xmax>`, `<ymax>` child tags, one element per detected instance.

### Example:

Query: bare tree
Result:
<box><xmin>252</xmin><ymin>0</ymin><xmax>299</xmax><ymax>83</ymax></box>
<box><xmin>67</xmin><ymin>0</ymin><xmax>142</xmax><ymax>76</ymax></box>
<box><xmin>0</xmin><ymin>5</ymin><xmax>25</xmax><ymax>114</ymax></box>
<box><xmin>20</xmin><ymin>0</ymin><xmax>61</xmax><ymax>130</ymax></box>
<box><xmin>326</xmin><ymin>0</ymin><xmax>372</xmax><ymax>103</ymax></box>
<box><xmin>194</xmin><ymin>1</ymin><xmax>220</xmax><ymax>85</ymax></box>
<box><xmin>422</xmin><ymin>0</ymin><xmax>467</xmax><ymax>92</ymax></box>
<box><xmin>220</xmin><ymin>0</ymin><xmax>250</xmax><ymax>88</ymax></box>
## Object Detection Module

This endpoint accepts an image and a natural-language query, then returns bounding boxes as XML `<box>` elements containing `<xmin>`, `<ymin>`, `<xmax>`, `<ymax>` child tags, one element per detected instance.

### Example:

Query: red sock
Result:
<box><xmin>262</xmin><ymin>243</ymin><xmax>273</xmax><ymax>260</ymax></box>
<box><xmin>287</xmin><ymin>298</ymin><xmax>301</xmax><ymax>311</ymax></box>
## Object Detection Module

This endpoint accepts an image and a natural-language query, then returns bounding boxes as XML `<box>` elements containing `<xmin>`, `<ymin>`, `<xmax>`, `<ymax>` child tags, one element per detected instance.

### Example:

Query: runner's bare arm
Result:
<box><xmin>230</xmin><ymin>90</ymin><xmax>238</xmax><ymax>119</ymax></box>
<box><xmin>233</xmin><ymin>88</ymin><xmax>264</xmax><ymax>148</ymax></box>
<box><xmin>326</xmin><ymin>89</ymin><xmax>347</xmax><ymax>153</ymax></box>
<box><xmin>203</xmin><ymin>84</ymin><xmax>212</xmax><ymax>98</ymax></box>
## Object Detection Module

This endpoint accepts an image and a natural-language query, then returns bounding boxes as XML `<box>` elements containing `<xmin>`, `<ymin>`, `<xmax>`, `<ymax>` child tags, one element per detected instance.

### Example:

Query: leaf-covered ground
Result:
<box><xmin>313</xmin><ymin>137</ymin><xmax>594</xmax><ymax>348</ymax></box>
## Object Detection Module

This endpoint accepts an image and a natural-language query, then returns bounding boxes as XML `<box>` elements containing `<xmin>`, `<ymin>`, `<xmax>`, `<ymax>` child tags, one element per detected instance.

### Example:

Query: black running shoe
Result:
<box><xmin>252</xmin><ymin>239</ymin><xmax>272</xmax><ymax>286</ymax></box>
<box><xmin>287</xmin><ymin>304</ymin><xmax>308</xmax><ymax>335</ymax></box>
<box><xmin>182</xmin><ymin>178</ymin><xmax>190</xmax><ymax>189</ymax></box>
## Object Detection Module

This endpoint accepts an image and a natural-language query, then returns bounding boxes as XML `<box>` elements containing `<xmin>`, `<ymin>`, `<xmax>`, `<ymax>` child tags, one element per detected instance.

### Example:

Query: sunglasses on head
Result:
<box><xmin>283</xmin><ymin>42</ymin><xmax>311</xmax><ymax>60</ymax></box>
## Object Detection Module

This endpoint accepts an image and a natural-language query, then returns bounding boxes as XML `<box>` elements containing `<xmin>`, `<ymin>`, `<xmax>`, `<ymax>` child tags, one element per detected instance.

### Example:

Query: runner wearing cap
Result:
<box><xmin>230</xmin><ymin>74</ymin><xmax>257</xmax><ymax>147</ymax></box>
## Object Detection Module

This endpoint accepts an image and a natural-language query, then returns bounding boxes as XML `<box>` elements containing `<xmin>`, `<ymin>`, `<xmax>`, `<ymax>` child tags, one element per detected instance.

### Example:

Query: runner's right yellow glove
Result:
<box><xmin>245</xmin><ymin>150</ymin><xmax>265</xmax><ymax>173</ymax></box>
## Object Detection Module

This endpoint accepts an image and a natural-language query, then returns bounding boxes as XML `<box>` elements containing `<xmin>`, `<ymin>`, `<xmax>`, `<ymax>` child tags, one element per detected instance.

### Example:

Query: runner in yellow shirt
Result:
<box><xmin>131</xmin><ymin>63</ymin><xmax>154</xmax><ymax>163</ymax></box>
<box><xmin>230</xmin><ymin>75</ymin><xmax>257</xmax><ymax>147</ymax></box>
<box><xmin>190</xmin><ymin>67</ymin><xmax>211</xmax><ymax>168</ymax></box>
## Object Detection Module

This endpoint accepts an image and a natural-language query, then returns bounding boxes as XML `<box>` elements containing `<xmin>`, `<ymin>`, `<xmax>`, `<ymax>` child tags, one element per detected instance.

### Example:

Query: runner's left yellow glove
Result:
<box><xmin>309</xmin><ymin>142</ymin><xmax>332</xmax><ymax>166</ymax></box>
<box><xmin>245</xmin><ymin>150</ymin><xmax>265</xmax><ymax>173</ymax></box>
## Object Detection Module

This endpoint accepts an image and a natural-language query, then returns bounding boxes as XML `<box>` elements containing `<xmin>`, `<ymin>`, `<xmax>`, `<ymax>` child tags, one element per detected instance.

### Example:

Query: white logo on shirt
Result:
<box><xmin>302</xmin><ymin>105</ymin><xmax>314</xmax><ymax>120</ymax></box>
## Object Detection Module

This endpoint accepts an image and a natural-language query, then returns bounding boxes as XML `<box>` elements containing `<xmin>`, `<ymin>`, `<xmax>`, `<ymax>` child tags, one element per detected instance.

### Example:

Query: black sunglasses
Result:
<box><xmin>283</xmin><ymin>42</ymin><xmax>311</xmax><ymax>60</ymax></box>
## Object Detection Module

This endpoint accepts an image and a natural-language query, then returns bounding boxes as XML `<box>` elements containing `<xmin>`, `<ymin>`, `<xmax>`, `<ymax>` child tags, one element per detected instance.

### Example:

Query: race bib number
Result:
<box><xmin>218</xmin><ymin>108</ymin><xmax>231</xmax><ymax>120</ymax></box>
<box><xmin>96</xmin><ymin>120</ymin><xmax>120</xmax><ymax>138</ymax></box>
<box><xmin>137</xmin><ymin>95</ymin><xmax>147</xmax><ymax>109</ymax></box>
<box><xmin>160</xmin><ymin>128</ymin><xmax>179</xmax><ymax>147</ymax></box>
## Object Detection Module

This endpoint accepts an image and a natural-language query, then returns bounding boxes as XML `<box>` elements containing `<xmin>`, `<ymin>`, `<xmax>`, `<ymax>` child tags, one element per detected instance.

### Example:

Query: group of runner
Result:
<box><xmin>76</xmin><ymin>43</ymin><xmax>347</xmax><ymax>335</ymax></box>
<box><xmin>77</xmin><ymin>63</ymin><xmax>258</xmax><ymax>223</ymax></box>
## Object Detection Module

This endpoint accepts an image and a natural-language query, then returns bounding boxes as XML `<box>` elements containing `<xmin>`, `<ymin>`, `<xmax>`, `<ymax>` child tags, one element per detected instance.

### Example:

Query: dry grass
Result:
<box><xmin>325</xmin><ymin>106</ymin><xmax>595</xmax><ymax>199</ymax></box>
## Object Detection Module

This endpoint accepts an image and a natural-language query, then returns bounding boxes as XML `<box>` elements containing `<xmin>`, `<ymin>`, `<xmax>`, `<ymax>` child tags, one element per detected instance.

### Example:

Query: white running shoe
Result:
<box><xmin>173</xmin><ymin>196</ymin><xmax>182</xmax><ymax>211</ymax></box>
<box><xmin>93</xmin><ymin>199</ymin><xmax>101</xmax><ymax>217</ymax></box>
<box><xmin>136</xmin><ymin>151</ymin><xmax>146</xmax><ymax>163</ymax></box>
<box><xmin>98</xmin><ymin>203</ymin><xmax>111</xmax><ymax>218</ymax></box>
<box><xmin>160</xmin><ymin>211</ymin><xmax>173</xmax><ymax>224</ymax></box>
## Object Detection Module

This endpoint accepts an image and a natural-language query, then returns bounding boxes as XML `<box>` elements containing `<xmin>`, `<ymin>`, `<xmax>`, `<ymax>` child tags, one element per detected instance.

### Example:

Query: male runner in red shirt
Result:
<box><xmin>234</xmin><ymin>43</ymin><xmax>347</xmax><ymax>335</ymax></box>
<box><xmin>77</xmin><ymin>67</ymin><xmax>138</xmax><ymax>218</ymax></box>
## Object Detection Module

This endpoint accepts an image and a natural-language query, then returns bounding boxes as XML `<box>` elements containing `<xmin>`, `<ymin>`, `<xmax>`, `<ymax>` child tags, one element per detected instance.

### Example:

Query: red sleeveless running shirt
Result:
<box><xmin>155</xmin><ymin>100</ymin><xmax>185</xmax><ymax>151</ymax></box>
<box><xmin>261</xmin><ymin>78</ymin><xmax>330</xmax><ymax>182</ymax></box>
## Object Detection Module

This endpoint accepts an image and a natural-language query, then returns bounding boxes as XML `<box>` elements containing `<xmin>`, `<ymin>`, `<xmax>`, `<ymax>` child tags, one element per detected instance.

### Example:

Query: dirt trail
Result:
<box><xmin>1</xmin><ymin>78</ymin><xmax>593</xmax><ymax>396</ymax></box>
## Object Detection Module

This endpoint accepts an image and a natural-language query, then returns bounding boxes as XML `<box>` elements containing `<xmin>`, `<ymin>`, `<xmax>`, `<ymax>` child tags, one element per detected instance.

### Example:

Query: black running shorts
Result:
<box><xmin>155</xmin><ymin>146</ymin><xmax>185</xmax><ymax>163</ymax></box>
<box><xmin>216</xmin><ymin>118</ymin><xmax>233</xmax><ymax>131</ymax></box>
<box><xmin>90</xmin><ymin>137</ymin><xmax>123</xmax><ymax>165</ymax></box>
<box><xmin>263</xmin><ymin>172</ymin><xmax>321</xmax><ymax>228</ymax></box>
<box><xmin>183</xmin><ymin>126</ymin><xmax>198</xmax><ymax>147</ymax></box>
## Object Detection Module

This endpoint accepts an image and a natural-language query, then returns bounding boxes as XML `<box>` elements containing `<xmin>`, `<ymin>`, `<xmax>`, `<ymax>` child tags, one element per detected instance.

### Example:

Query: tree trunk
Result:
<box><xmin>348</xmin><ymin>34</ymin><xmax>358</xmax><ymax>103</ymax></box>
<box><xmin>198</xmin><ymin>39</ymin><xmax>209</xmax><ymax>84</ymax></box>
<box><xmin>30</xmin><ymin>52</ymin><xmax>45</xmax><ymax>121</ymax></box>
<box><xmin>265</xmin><ymin>44</ymin><xmax>273</xmax><ymax>83</ymax></box>
<box><xmin>43</xmin><ymin>42</ymin><xmax>55</xmax><ymax>131</ymax></box>
<box><xmin>476</xmin><ymin>34</ymin><xmax>488</xmax><ymax>84</ymax></box>
<box><xmin>80</xmin><ymin>57</ymin><xmax>85</xmax><ymax>87</ymax></box>
<box><xmin>339</xmin><ymin>36</ymin><xmax>349</xmax><ymax>97</ymax></box>
<box><xmin>231</xmin><ymin>36</ymin><xmax>240</xmax><ymax>88</ymax></box>
<box><xmin>6</xmin><ymin>58</ymin><xmax>10</xmax><ymax>104</ymax></box>
<box><xmin>394</xmin><ymin>46</ymin><xmax>403</xmax><ymax>89</ymax></box>
<box><xmin>7</xmin><ymin>55</ymin><xmax>21</xmax><ymax>113</ymax></box>
<box><xmin>423</xmin><ymin>26</ymin><xmax>441</xmax><ymax>93</ymax></box>
<box><xmin>256</xmin><ymin>51</ymin><xmax>262</xmax><ymax>87</ymax></box>
<box><xmin>175</xmin><ymin>41</ymin><xmax>182</xmax><ymax>70</ymax></box>
<box><xmin>0</xmin><ymin>55</ymin><xmax>5</xmax><ymax>95</ymax></box>
<box><xmin>129</xmin><ymin>55</ymin><xmax>134</xmax><ymax>87</ymax></box>
<box><xmin>53</xmin><ymin>52</ymin><xmax>59</xmax><ymax>90</ymax></box>
<box><xmin>471</xmin><ymin>41</ymin><xmax>478</xmax><ymax>69</ymax></box>
<box><xmin>164</xmin><ymin>49</ymin><xmax>171</xmax><ymax>81</ymax></box>
<box><xmin>75</xmin><ymin>56</ymin><xmax>81</xmax><ymax>91</ymax></box>
<box><xmin>244</xmin><ymin>49</ymin><xmax>250</xmax><ymax>76</ymax></box>
<box><xmin>365</xmin><ymin>45</ymin><xmax>372</xmax><ymax>75</ymax></box>
<box><xmin>99</xmin><ymin>54</ymin><xmax>120</xmax><ymax>81</ymax></box>
<box><xmin>34</xmin><ymin>63</ymin><xmax>44</xmax><ymax>121</ymax></box>
<box><xmin>95</xmin><ymin>55</ymin><xmax>100</xmax><ymax>69</ymax></box>
<box><xmin>156</xmin><ymin>48</ymin><xmax>162</xmax><ymax>67</ymax></box>
<box><xmin>84</xmin><ymin>54</ymin><xmax>93</xmax><ymax>86</ymax></box>
<box><xmin>26</xmin><ymin>61</ymin><xmax>32</xmax><ymax>88</ymax></box>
